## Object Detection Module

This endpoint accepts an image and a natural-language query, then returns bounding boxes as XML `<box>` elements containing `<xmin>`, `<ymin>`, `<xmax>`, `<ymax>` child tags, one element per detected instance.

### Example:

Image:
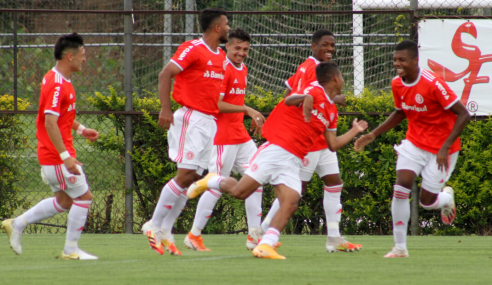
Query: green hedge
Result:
<box><xmin>88</xmin><ymin>87</ymin><xmax>492</xmax><ymax>235</ymax></box>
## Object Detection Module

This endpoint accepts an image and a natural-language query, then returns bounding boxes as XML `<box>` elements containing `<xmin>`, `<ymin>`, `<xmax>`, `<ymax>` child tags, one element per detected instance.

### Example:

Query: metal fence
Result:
<box><xmin>0</xmin><ymin>0</ymin><xmax>489</xmax><ymax>234</ymax></box>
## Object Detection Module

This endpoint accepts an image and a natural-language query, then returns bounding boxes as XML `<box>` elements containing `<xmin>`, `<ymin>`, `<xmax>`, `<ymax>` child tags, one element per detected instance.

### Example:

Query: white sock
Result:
<box><xmin>191</xmin><ymin>189</ymin><xmax>221</xmax><ymax>235</ymax></box>
<box><xmin>392</xmin><ymin>185</ymin><xmax>411</xmax><ymax>250</ymax></box>
<box><xmin>259</xmin><ymin>227</ymin><xmax>280</xmax><ymax>247</ymax></box>
<box><xmin>206</xmin><ymin>176</ymin><xmax>224</xmax><ymax>190</ymax></box>
<box><xmin>421</xmin><ymin>192</ymin><xmax>452</xmax><ymax>210</ymax></box>
<box><xmin>245</xmin><ymin>187</ymin><xmax>263</xmax><ymax>235</ymax></box>
<box><xmin>161</xmin><ymin>190</ymin><xmax>188</xmax><ymax>233</ymax></box>
<box><xmin>14</xmin><ymin>197</ymin><xmax>67</xmax><ymax>231</ymax></box>
<box><xmin>64</xmin><ymin>200</ymin><xmax>92</xmax><ymax>254</ymax></box>
<box><xmin>324</xmin><ymin>184</ymin><xmax>343</xmax><ymax>238</ymax></box>
<box><xmin>151</xmin><ymin>179</ymin><xmax>183</xmax><ymax>227</ymax></box>
<box><xmin>261</xmin><ymin>199</ymin><xmax>280</xmax><ymax>233</ymax></box>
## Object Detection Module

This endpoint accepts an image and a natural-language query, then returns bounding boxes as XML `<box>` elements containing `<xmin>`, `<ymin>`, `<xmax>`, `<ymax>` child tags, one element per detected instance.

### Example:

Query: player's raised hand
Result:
<box><xmin>82</xmin><ymin>128</ymin><xmax>99</xmax><ymax>142</ymax></box>
<box><xmin>333</xmin><ymin>94</ymin><xmax>347</xmax><ymax>106</ymax></box>
<box><xmin>354</xmin><ymin>133</ymin><xmax>375</xmax><ymax>152</ymax></box>
<box><xmin>158</xmin><ymin>107</ymin><xmax>174</xmax><ymax>130</ymax></box>
<box><xmin>64</xmin><ymin>157</ymin><xmax>83</xmax><ymax>175</ymax></box>
<box><xmin>302</xmin><ymin>95</ymin><xmax>314</xmax><ymax>122</ymax></box>
<box><xmin>352</xmin><ymin>118</ymin><xmax>368</xmax><ymax>133</ymax></box>
<box><xmin>436</xmin><ymin>146</ymin><xmax>449</xmax><ymax>172</ymax></box>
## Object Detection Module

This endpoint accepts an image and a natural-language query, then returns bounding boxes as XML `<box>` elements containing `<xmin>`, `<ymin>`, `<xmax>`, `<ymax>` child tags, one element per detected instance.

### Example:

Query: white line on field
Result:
<box><xmin>176</xmin><ymin>255</ymin><xmax>250</xmax><ymax>262</ymax></box>
<box><xmin>0</xmin><ymin>259</ymin><xmax>140</xmax><ymax>272</ymax></box>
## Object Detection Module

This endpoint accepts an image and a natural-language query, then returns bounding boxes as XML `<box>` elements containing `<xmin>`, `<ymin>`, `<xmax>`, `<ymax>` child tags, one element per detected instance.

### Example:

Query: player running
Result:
<box><xmin>254</xmin><ymin>29</ymin><xmax>361</xmax><ymax>252</ymax></box>
<box><xmin>183</xmin><ymin>28</ymin><xmax>266</xmax><ymax>251</ymax></box>
<box><xmin>2</xmin><ymin>33</ymin><xmax>100</xmax><ymax>260</ymax></box>
<box><xmin>141</xmin><ymin>8</ymin><xmax>230</xmax><ymax>256</ymax></box>
<box><xmin>187</xmin><ymin>62</ymin><xmax>368</xmax><ymax>259</ymax></box>
<box><xmin>354</xmin><ymin>40</ymin><xmax>470</xmax><ymax>258</ymax></box>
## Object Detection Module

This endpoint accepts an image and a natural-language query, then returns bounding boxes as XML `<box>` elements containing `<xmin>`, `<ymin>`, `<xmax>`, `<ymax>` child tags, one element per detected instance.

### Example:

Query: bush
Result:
<box><xmin>0</xmin><ymin>95</ymin><xmax>30</xmax><ymax>220</ymax></box>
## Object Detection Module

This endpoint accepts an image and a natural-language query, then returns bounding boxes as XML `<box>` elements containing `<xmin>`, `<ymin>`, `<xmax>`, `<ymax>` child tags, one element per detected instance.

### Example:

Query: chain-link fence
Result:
<box><xmin>0</xmin><ymin>1</ymin><xmax>489</xmax><ymax>234</ymax></box>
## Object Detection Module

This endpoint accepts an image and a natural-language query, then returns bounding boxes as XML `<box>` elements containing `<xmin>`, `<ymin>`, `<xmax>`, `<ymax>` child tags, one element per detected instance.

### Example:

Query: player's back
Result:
<box><xmin>214</xmin><ymin>59</ymin><xmax>250</xmax><ymax>145</ymax></box>
<box><xmin>170</xmin><ymin>38</ymin><xmax>226</xmax><ymax>115</ymax></box>
<box><xmin>36</xmin><ymin>69</ymin><xmax>77</xmax><ymax>165</ymax></box>
<box><xmin>263</xmin><ymin>82</ymin><xmax>336</xmax><ymax>159</ymax></box>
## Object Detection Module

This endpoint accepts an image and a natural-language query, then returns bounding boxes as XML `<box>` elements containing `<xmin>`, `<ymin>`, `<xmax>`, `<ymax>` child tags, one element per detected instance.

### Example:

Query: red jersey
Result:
<box><xmin>214</xmin><ymin>58</ymin><xmax>251</xmax><ymax>145</ymax></box>
<box><xmin>170</xmin><ymin>38</ymin><xmax>226</xmax><ymax>115</ymax></box>
<box><xmin>262</xmin><ymin>82</ymin><xmax>337</xmax><ymax>159</ymax></box>
<box><xmin>285</xmin><ymin>56</ymin><xmax>328</xmax><ymax>152</ymax></box>
<box><xmin>36</xmin><ymin>69</ymin><xmax>77</xmax><ymax>165</ymax></box>
<box><xmin>392</xmin><ymin>69</ymin><xmax>461</xmax><ymax>154</ymax></box>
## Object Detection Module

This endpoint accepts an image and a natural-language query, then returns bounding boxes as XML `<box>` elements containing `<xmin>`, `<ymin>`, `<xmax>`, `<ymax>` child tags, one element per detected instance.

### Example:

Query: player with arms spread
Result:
<box><xmin>255</xmin><ymin>29</ymin><xmax>361</xmax><ymax>252</ymax></box>
<box><xmin>183</xmin><ymin>28</ymin><xmax>267</xmax><ymax>251</ymax></box>
<box><xmin>354</xmin><ymin>40</ymin><xmax>470</xmax><ymax>258</ymax></box>
<box><xmin>187</xmin><ymin>62</ymin><xmax>368</xmax><ymax>259</ymax></box>
<box><xmin>2</xmin><ymin>33</ymin><xmax>100</xmax><ymax>260</ymax></box>
<box><xmin>141</xmin><ymin>8</ymin><xmax>230</xmax><ymax>256</ymax></box>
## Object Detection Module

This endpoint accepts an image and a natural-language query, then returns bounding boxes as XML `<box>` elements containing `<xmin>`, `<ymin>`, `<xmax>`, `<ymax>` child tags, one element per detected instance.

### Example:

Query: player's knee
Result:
<box><xmin>174</xmin><ymin>172</ymin><xmax>196</xmax><ymax>188</ymax></box>
<box><xmin>281</xmin><ymin>200</ymin><xmax>298</xmax><ymax>215</ymax></box>
<box><xmin>56</xmin><ymin>196</ymin><xmax>73</xmax><ymax>209</ymax></box>
<box><xmin>77</xmin><ymin>189</ymin><xmax>93</xmax><ymax>201</ymax></box>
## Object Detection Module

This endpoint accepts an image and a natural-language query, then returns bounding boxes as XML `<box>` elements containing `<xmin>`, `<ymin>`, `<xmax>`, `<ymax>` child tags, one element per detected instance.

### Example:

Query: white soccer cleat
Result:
<box><xmin>246</xmin><ymin>235</ymin><xmax>258</xmax><ymax>251</ymax></box>
<box><xmin>441</xmin><ymin>186</ymin><xmax>456</xmax><ymax>225</ymax></box>
<box><xmin>326</xmin><ymin>236</ymin><xmax>360</xmax><ymax>252</ymax></box>
<box><xmin>251</xmin><ymin>227</ymin><xmax>265</xmax><ymax>244</ymax></box>
<box><xmin>2</xmin><ymin>219</ymin><xmax>22</xmax><ymax>255</ymax></box>
<box><xmin>383</xmin><ymin>246</ymin><xmax>409</xmax><ymax>258</ymax></box>
<box><xmin>62</xmin><ymin>248</ymin><xmax>98</xmax><ymax>260</ymax></box>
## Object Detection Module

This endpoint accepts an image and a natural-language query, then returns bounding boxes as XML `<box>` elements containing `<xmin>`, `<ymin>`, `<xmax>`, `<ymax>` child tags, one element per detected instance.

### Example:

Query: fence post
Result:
<box><xmin>124</xmin><ymin>0</ymin><xmax>134</xmax><ymax>234</ymax></box>
<box><xmin>163</xmin><ymin>0</ymin><xmax>172</xmax><ymax>64</ymax></box>
<box><xmin>185</xmin><ymin>0</ymin><xmax>195</xmax><ymax>41</ymax></box>
<box><xmin>13</xmin><ymin>12</ymin><xmax>18</xmax><ymax>111</ymax></box>
<box><xmin>409</xmin><ymin>0</ymin><xmax>419</xmax><ymax>236</ymax></box>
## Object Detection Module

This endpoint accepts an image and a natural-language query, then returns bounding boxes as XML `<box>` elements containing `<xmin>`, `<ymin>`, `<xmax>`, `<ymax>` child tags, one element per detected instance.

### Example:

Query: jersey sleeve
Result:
<box><xmin>220</xmin><ymin>66</ymin><xmax>233</xmax><ymax>97</ymax></box>
<box><xmin>170</xmin><ymin>42</ymin><xmax>198</xmax><ymax>71</ymax></box>
<box><xmin>302</xmin><ymin>64</ymin><xmax>318</xmax><ymax>89</ymax></box>
<box><xmin>326</xmin><ymin>107</ymin><xmax>338</xmax><ymax>132</ymax></box>
<box><xmin>433</xmin><ymin>77</ymin><xmax>459</xmax><ymax>110</ymax></box>
<box><xmin>285</xmin><ymin>74</ymin><xmax>295</xmax><ymax>90</ymax></box>
<box><xmin>42</xmin><ymin>82</ymin><xmax>64</xmax><ymax>117</ymax></box>
<box><xmin>391</xmin><ymin>79</ymin><xmax>402</xmax><ymax>110</ymax></box>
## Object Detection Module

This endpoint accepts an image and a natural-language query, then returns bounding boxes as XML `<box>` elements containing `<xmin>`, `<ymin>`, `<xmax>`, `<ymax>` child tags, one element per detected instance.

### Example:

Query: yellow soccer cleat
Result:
<box><xmin>187</xmin><ymin>172</ymin><xmax>218</xmax><ymax>199</ymax></box>
<box><xmin>252</xmin><ymin>244</ymin><xmax>286</xmax><ymax>260</ymax></box>
<box><xmin>2</xmin><ymin>219</ymin><xmax>22</xmax><ymax>255</ymax></box>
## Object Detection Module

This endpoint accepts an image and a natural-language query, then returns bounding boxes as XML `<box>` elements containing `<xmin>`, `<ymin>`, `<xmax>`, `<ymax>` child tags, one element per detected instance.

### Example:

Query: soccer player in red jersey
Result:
<box><xmin>141</xmin><ymin>8</ymin><xmax>230</xmax><ymax>255</ymax></box>
<box><xmin>183</xmin><ymin>28</ymin><xmax>266</xmax><ymax>251</ymax></box>
<box><xmin>354</xmin><ymin>40</ymin><xmax>470</xmax><ymax>258</ymax></box>
<box><xmin>187</xmin><ymin>62</ymin><xmax>368</xmax><ymax>259</ymax></box>
<box><xmin>256</xmin><ymin>30</ymin><xmax>361</xmax><ymax>252</ymax></box>
<box><xmin>2</xmin><ymin>33</ymin><xmax>100</xmax><ymax>260</ymax></box>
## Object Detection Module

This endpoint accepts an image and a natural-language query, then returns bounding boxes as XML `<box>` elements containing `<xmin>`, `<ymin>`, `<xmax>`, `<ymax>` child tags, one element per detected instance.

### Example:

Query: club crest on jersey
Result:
<box><xmin>415</xmin><ymin>94</ymin><xmax>424</xmax><ymax>104</ymax></box>
<box><xmin>250</xmin><ymin>163</ymin><xmax>259</xmax><ymax>172</ymax></box>
<box><xmin>52</xmin><ymin>86</ymin><xmax>61</xmax><ymax>107</ymax></box>
<box><xmin>68</xmin><ymin>176</ymin><xmax>77</xmax><ymax>184</ymax></box>
<box><xmin>302</xmin><ymin>158</ymin><xmax>310</xmax><ymax>167</ymax></box>
<box><xmin>186</xmin><ymin>151</ymin><xmax>194</xmax><ymax>160</ymax></box>
<box><xmin>203</xmin><ymin>70</ymin><xmax>224</xmax><ymax>79</ymax></box>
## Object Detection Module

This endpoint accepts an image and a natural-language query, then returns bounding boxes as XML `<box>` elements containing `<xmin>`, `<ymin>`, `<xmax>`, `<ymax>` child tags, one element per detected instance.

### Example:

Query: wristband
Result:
<box><xmin>76</xmin><ymin>124</ymin><xmax>86</xmax><ymax>135</ymax></box>
<box><xmin>60</xmin><ymin>151</ymin><xmax>71</xmax><ymax>161</ymax></box>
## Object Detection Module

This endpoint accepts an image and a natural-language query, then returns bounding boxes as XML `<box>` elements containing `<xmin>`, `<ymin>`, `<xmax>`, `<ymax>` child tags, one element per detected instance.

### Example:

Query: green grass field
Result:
<box><xmin>1</xmin><ymin>234</ymin><xmax>491</xmax><ymax>285</ymax></box>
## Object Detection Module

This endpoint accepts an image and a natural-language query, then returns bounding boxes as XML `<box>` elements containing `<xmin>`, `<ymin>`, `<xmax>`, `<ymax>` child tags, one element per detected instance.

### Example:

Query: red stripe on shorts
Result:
<box><xmin>249</xmin><ymin>142</ymin><xmax>272</xmax><ymax>165</ymax></box>
<box><xmin>216</xmin><ymin>145</ymin><xmax>223</xmax><ymax>175</ymax></box>
<box><xmin>55</xmin><ymin>165</ymin><xmax>66</xmax><ymax>190</ymax></box>
<box><xmin>175</xmin><ymin>108</ymin><xmax>193</xmax><ymax>163</ymax></box>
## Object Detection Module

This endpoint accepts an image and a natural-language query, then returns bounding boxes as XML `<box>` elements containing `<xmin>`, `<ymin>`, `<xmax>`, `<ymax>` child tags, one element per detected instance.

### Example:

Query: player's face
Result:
<box><xmin>313</xmin><ymin>35</ymin><xmax>335</xmax><ymax>62</ymax></box>
<box><xmin>70</xmin><ymin>46</ymin><xmax>86</xmax><ymax>72</ymax></box>
<box><xmin>218</xmin><ymin>15</ymin><xmax>230</xmax><ymax>44</ymax></box>
<box><xmin>226</xmin><ymin>39</ymin><xmax>250</xmax><ymax>66</ymax></box>
<box><xmin>393</xmin><ymin>49</ymin><xmax>418</xmax><ymax>79</ymax></box>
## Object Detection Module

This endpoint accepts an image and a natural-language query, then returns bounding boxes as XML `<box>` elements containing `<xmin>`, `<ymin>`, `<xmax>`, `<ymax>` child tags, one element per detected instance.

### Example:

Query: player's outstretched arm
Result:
<box><xmin>158</xmin><ymin>63</ymin><xmax>181</xmax><ymax>130</ymax></box>
<box><xmin>325</xmin><ymin>118</ymin><xmax>368</xmax><ymax>152</ymax></box>
<box><xmin>72</xmin><ymin>120</ymin><xmax>99</xmax><ymax>142</ymax></box>
<box><xmin>354</xmin><ymin>110</ymin><xmax>406</xmax><ymax>152</ymax></box>
<box><xmin>436</xmin><ymin>101</ymin><xmax>470</xmax><ymax>171</ymax></box>
<box><xmin>46</xmin><ymin>114</ymin><xmax>82</xmax><ymax>175</ymax></box>
<box><xmin>285</xmin><ymin>94</ymin><xmax>314</xmax><ymax>122</ymax></box>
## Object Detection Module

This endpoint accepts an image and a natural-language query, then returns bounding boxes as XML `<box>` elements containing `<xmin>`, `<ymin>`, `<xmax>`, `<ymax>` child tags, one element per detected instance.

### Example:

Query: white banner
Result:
<box><xmin>419</xmin><ymin>19</ymin><xmax>492</xmax><ymax>116</ymax></box>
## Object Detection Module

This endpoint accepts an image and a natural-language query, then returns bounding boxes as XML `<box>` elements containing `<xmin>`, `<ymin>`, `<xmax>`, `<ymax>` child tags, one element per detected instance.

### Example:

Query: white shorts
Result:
<box><xmin>245</xmin><ymin>142</ymin><xmax>302</xmax><ymax>196</ymax></box>
<box><xmin>41</xmin><ymin>164</ymin><xmax>89</xmax><ymax>199</ymax></box>
<box><xmin>209</xmin><ymin>140</ymin><xmax>257</xmax><ymax>177</ymax></box>
<box><xmin>300</xmin><ymin>148</ymin><xmax>339</xmax><ymax>182</ymax></box>
<box><xmin>168</xmin><ymin>107</ymin><xmax>217</xmax><ymax>170</ymax></box>
<box><xmin>395</xmin><ymin>139</ymin><xmax>459</xmax><ymax>193</ymax></box>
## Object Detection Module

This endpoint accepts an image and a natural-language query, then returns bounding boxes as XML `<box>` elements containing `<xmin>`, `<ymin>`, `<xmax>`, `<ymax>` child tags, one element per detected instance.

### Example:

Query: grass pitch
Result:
<box><xmin>0</xmin><ymin>234</ymin><xmax>490</xmax><ymax>285</ymax></box>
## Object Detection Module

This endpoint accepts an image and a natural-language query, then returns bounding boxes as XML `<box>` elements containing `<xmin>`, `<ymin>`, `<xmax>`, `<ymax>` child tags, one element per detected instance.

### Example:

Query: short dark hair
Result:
<box><xmin>54</xmin><ymin>33</ymin><xmax>84</xmax><ymax>60</ymax></box>
<box><xmin>395</xmin><ymin>40</ymin><xmax>418</xmax><ymax>59</ymax></box>
<box><xmin>316</xmin><ymin>62</ymin><xmax>340</xmax><ymax>84</ymax></box>
<box><xmin>200</xmin><ymin>8</ymin><xmax>227</xmax><ymax>32</ymax></box>
<box><xmin>228</xmin><ymin>28</ymin><xmax>251</xmax><ymax>43</ymax></box>
<box><xmin>312</xmin><ymin>29</ymin><xmax>334</xmax><ymax>45</ymax></box>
